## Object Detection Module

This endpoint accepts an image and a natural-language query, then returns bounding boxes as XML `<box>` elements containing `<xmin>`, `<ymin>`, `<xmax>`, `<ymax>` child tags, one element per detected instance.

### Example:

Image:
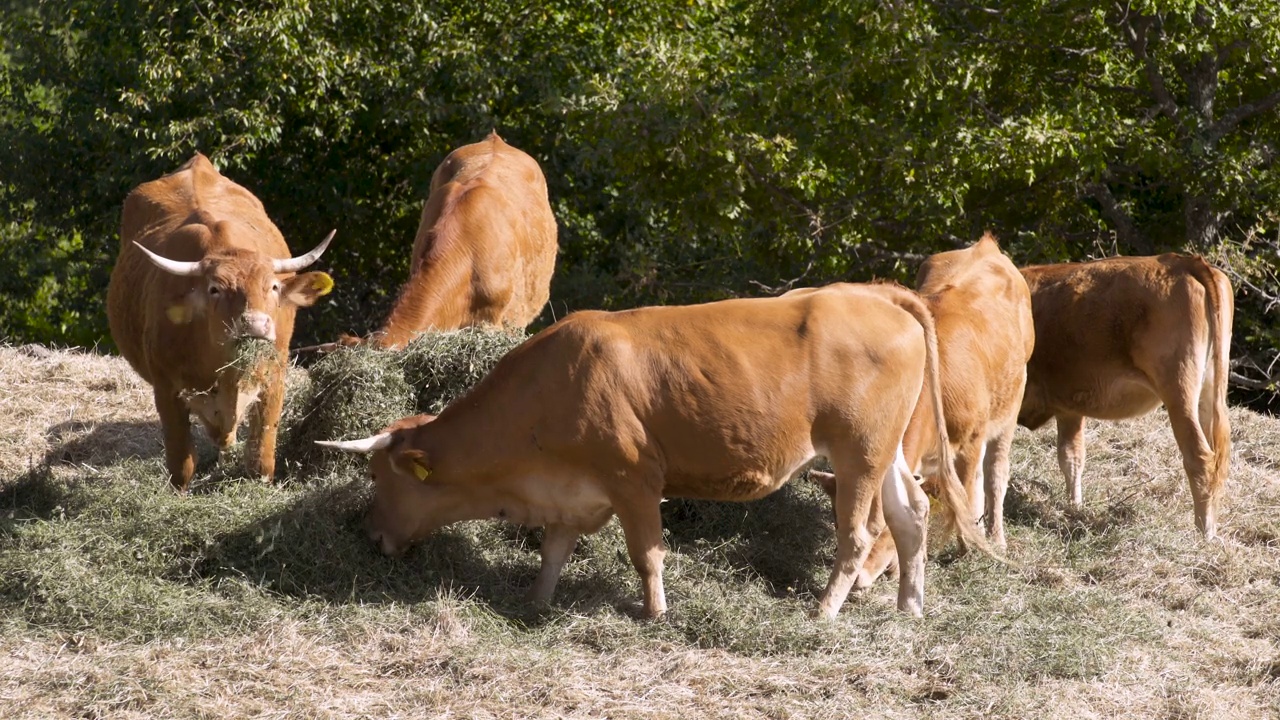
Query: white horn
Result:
<box><xmin>315</xmin><ymin>432</ymin><xmax>392</xmax><ymax>454</ymax></box>
<box><xmin>133</xmin><ymin>242</ymin><xmax>203</xmax><ymax>276</ymax></box>
<box><xmin>273</xmin><ymin>229</ymin><xmax>336</xmax><ymax>274</ymax></box>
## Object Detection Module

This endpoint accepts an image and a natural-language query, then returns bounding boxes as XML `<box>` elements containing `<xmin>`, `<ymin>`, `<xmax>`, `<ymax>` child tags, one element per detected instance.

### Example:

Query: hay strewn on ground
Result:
<box><xmin>278</xmin><ymin>328</ymin><xmax>527</xmax><ymax>474</ymax></box>
<box><xmin>1</xmin><ymin>342</ymin><xmax>1278</xmax><ymax>719</ymax></box>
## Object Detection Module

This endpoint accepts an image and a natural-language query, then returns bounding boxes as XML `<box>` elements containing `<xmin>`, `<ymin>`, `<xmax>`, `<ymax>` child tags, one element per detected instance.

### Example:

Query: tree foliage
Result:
<box><xmin>2</xmin><ymin>0</ymin><xmax>1278</xmax><ymax>398</ymax></box>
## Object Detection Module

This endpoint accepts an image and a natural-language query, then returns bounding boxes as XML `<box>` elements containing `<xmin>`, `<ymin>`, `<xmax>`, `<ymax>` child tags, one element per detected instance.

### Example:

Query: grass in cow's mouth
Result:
<box><xmin>2</xmin><ymin>343</ymin><xmax>1279</xmax><ymax>718</ymax></box>
<box><xmin>229</xmin><ymin>336</ymin><xmax>279</xmax><ymax>376</ymax></box>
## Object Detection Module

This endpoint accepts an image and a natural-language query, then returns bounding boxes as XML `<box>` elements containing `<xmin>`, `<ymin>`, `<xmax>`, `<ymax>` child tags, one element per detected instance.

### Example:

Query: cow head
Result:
<box><xmin>136</xmin><ymin>228</ymin><xmax>336</xmax><ymax>347</ymax></box>
<box><xmin>316</xmin><ymin>415</ymin><xmax>455</xmax><ymax>556</ymax></box>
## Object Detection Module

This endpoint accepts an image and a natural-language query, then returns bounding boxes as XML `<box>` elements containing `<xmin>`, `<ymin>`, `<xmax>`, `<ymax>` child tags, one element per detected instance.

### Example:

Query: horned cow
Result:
<box><xmin>107</xmin><ymin>153</ymin><xmax>335</xmax><ymax>490</ymax></box>
<box><xmin>1017</xmin><ymin>254</ymin><xmax>1233</xmax><ymax>539</ymax></box>
<box><xmin>320</xmin><ymin>283</ymin><xmax>992</xmax><ymax>619</ymax></box>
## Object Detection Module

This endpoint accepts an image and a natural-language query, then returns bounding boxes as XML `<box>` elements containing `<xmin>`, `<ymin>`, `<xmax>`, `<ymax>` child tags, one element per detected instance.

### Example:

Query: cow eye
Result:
<box><xmin>208</xmin><ymin>285</ymin><xmax>220</xmax><ymax>296</ymax></box>
<box><xmin>271</xmin><ymin>281</ymin><xmax>281</xmax><ymax>293</ymax></box>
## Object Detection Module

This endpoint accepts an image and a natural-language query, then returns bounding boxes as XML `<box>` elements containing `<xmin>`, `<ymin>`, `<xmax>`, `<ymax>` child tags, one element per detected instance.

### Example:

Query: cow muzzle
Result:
<box><xmin>238</xmin><ymin>312</ymin><xmax>276</xmax><ymax>342</ymax></box>
<box><xmin>365</xmin><ymin>514</ymin><xmax>408</xmax><ymax>558</ymax></box>
<box><xmin>368</xmin><ymin>525</ymin><xmax>407</xmax><ymax>558</ymax></box>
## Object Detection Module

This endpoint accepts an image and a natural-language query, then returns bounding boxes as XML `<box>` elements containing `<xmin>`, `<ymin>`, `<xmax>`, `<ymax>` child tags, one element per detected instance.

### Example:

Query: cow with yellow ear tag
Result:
<box><xmin>108</xmin><ymin>152</ymin><xmax>336</xmax><ymax>491</ymax></box>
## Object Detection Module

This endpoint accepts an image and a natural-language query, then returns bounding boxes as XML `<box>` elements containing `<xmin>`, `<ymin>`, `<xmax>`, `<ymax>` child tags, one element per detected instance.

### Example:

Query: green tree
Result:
<box><xmin>1</xmin><ymin>0</ymin><xmax>1278</xmax><ymax>399</ymax></box>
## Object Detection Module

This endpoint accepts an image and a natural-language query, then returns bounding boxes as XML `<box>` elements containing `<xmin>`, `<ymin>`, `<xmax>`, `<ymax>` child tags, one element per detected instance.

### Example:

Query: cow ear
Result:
<box><xmin>391</xmin><ymin>449</ymin><xmax>432</xmax><ymax>482</ymax></box>
<box><xmin>282</xmin><ymin>271</ymin><xmax>334</xmax><ymax>307</ymax></box>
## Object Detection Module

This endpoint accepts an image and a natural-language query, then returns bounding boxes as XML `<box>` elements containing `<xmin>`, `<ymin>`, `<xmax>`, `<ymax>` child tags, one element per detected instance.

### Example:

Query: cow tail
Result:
<box><xmin>1194</xmin><ymin>260</ymin><xmax>1233</xmax><ymax>502</ymax></box>
<box><xmin>892</xmin><ymin>289</ymin><xmax>992</xmax><ymax>558</ymax></box>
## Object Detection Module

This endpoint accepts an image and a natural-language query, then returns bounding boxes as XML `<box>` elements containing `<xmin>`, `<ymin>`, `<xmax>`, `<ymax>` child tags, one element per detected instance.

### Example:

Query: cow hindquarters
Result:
<box><xmin>155</xmin><ymin>387</ymin><xmax>195</xmax><ymax>491</ymax></box>
<box><xmin>880</xmin><ymin>447</ymin><xmax>929</xmax><ymax>617</ymax></box>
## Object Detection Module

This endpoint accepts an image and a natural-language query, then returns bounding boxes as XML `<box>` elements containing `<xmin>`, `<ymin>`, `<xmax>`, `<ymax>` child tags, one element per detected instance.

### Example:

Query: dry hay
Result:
<box><xmin>0</xmin><ymin>344</ymin><xmax>158</xmax><ymax>475</ymax></box>
<box><xmin>278</xmin><ymin>327</ymin><xmax>527</xmax><ymax>473</ymax></box>
<box><xmin>1</xmin><ymin>343</ymin><xmax>1279</xmax><ymax>719</ymax></box>
<box><xmin>0</xmin><ymin>328</ymin><xmax>526</xmax><ymax>483</ymax></box>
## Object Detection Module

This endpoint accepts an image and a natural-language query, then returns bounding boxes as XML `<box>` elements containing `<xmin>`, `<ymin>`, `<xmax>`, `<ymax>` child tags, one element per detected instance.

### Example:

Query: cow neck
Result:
<box><xmin>404</xmin><ymin>414</ymin><xmax>501</xmax><ymax>487</ymax></box>
<box><xmin>375</xmin><ymin>255</ymin><xmax>471</xmax><ymax>349</ymax></box>
<box><xmin>415</xmin><ymin>380</ymin><xmax>535</xmax><ymax>485</ymax></box>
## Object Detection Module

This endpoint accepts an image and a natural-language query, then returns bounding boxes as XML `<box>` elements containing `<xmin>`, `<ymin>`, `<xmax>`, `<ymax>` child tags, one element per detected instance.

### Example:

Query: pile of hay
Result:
<box><xmin>278</xmin><ymin>328</ymin><xmax>528</xmax><ymax>475</ymax></box>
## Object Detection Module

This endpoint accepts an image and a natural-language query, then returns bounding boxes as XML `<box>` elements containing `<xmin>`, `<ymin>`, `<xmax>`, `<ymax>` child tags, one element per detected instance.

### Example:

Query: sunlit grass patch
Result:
<box><xmin>2</xmin><ymin>344</ymin><xmax>1279</xmax><ymax>718</ymax></box>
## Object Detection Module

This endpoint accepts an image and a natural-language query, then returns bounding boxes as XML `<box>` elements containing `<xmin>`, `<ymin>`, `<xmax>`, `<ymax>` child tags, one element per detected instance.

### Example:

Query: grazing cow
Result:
<box><xmin>814</xmin><ymin>233</ymin><xmax>1034</xmax><ymax>586</ymax></box>
<box><xmin>342</xmin><ymin>132</ymin><xmax>557</xmax><ymax>349</ymax></box>
<box><xmin>1017</xmin><ymin>254</ymin><xmax>1233</xmax><ymax>539</ymax></box>
<box><xmin>319</xmin><ymin>283</ymin><xmax>991</xmax><ymax>619</ymax></box>
<box><xmin>107</xmin><ymin>153</ymin><xmax>335</xmax><ymax>490</ymax></box>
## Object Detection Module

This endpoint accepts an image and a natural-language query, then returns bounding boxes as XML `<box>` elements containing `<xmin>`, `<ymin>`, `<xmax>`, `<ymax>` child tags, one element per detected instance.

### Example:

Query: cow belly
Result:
<box><xmin>664</xmin><ymin>447</ymin><xmax>816</xmax><ymax>502</ymax></box>
<box><xmin>1060</xmin><ymin>374</ymin><xmax>1161</xmax><ymax>420</ymax></box>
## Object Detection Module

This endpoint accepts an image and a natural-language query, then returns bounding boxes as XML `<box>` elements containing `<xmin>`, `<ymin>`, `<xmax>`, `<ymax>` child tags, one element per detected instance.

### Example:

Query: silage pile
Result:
<box><xmin>278</xmin><ymin>328</ymin><xmax>528</xmax><ymax>475</ymax></box>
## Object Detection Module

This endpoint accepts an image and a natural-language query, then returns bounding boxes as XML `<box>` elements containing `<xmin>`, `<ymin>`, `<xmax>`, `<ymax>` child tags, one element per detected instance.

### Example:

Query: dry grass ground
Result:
<box><xmin>1</xmin><ymin>342</ymin><xmax>1278</xmax><ymax>719</ymax></box>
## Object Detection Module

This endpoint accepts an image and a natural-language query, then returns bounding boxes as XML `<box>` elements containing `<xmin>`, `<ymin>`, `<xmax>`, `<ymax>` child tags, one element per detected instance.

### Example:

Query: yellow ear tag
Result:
<box><xmin>412</xmin><ymin>461</ymin><xmax>431</xmax><ymax>481</ymax></box>
<box><xmin>311</xmin><ymin>272</ymin><xmax>334</xmax><ymax>297</ymax></box>
<box><xmin>166</xmin><ymin>304</ymin><xmax>191</xmax><ymax>324</ymax></box>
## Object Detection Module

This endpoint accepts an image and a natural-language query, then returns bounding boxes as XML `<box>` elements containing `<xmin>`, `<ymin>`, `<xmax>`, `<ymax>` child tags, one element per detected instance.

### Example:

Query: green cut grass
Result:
<box><xmin>1</xmin><ymin>342</ymin><xmax>1278</xmax><ymax>719</ymax></box>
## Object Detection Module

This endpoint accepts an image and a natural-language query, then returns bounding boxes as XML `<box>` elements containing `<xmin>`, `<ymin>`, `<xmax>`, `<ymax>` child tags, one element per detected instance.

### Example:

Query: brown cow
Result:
<box><xmin>814</xmin><ymin>234</ymin><xmax>1034</xmax><ymax>585</ymax></box>
<box><xmin>342</xmin><ymin>132</ymin><xmax>557</xmax><ymax>349</ymax></box>
<box><xmin>1017</xmin><ymin>254</ymin><xmax>1233</xmax><ymax>539</ymax></box>
<box><xmin>107</xmin><ymin>153</ymin><xmax>335</xmax><ymax>490</ymax></box>
<box><xmin>319</xmin><ymin>283</ymin><xmax>991</xmax><ymax>619</ymax></box>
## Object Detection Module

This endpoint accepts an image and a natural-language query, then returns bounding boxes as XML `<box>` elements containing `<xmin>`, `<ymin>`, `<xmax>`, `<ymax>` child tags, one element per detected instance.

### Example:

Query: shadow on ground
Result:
<box><xmin>184</xmin><ymin>470</ymin><xmax>840</xmax><ymax>623</ymax></box>
<box><xmin>0</xmin><ymin>465</ymin><xmax>71</xmax><ymax>529</ymax></box>
<box><xmin>40</xmin><ymin>419</ymin><xmax>163</xmax><ymax>467</ymax></box>
<box><xmin>1003</xmin><ymin>475</ymin><xmax>1140</xmax><ymax>546</ymax></box>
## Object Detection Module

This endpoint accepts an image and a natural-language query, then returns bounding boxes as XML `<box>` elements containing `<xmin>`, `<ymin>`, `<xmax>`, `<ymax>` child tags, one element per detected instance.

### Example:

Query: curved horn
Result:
<box><xmin>273</xmin><ymin>229</ymin><xmax>336</xmax><ymax>274</ymax></box>
<box><xmin>315</xmin><ymin>432</ymin><xmax>392</xmax><ymax>454</ymax></box>
<box><xmin>133</xmin><ymin>242</ymin><xmax>203</xmax><ymax>277</ymax></box>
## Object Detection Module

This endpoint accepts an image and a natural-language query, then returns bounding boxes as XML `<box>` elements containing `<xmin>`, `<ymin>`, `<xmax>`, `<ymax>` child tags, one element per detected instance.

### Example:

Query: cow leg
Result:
<box><xmin>816</xmin><ymin>452</ymin><xmax>882</xmax><ymax>619</ymax></box>
<box><xmin>614</xmin><ymin>499</ymin><xmax>668</xmax><ymax>619</ymax></box>
<box><xmin>528</xmin><ymin>523</ymin><xmax>580</xmax><ymax>604</ymax></box>
<box><xmin>953</xmin><ymin>437</ymin><xmax>986</xmax><ymax>530</ymax></box>
<box><xmin>155</xmin><ymin>388</ymin><xmax>195</xmax><ymax>492</ymax></box>
<box><xmin>880</xmin><ymin>448</ymin><xmax>929</xmax><ymax>616</ymax></box>
<box><xmin>245</xmin><ymin>360</ymin><xmax>284</xmax><ymax>482</ymax></box>
<box><xmin>1055</xmin><ymin>414</ymin><xmax>1087</xmax><ymax>506</ymax></box>
<box><xmin>855</xmin><ymin>520</ymin><xmax>899</xmax><ymax>591</ymax></box>
<box><xmin>1164</xmin><ymin>388</ymin><xmax>1218</xmax><ymax>539</ymax></box>
<box><xmin>820</xmin><ymin>470</ymin><xmax>896</xmax><ymax>591</ymax></box>
<box><xmin>983</xmin><ymin>425</ymin><xmax>1016</xmax><ymax>550</ymax></box>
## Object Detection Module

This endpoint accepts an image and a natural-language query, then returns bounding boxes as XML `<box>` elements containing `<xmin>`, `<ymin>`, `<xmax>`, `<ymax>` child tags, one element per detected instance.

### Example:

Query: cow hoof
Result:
<box><xmin>897</xmin><ymin>600</ymin><xmax>924</xmax><ymax>618</ymax></box>
<box><xmin>809</xmin><ymin>604</ymin><xmax>839</xmax><ymax>620</ymax></box>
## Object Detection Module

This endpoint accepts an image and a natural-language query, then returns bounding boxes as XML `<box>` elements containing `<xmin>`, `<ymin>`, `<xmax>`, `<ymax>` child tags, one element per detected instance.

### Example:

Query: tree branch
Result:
<box><xmin>1083</xmin><ymin>180</ymin><xmax>1148</xmax><ymax>252</ymax></box>
<box><xmin>1208</xmin><ymin>90</ymin><xmax>1280</xmax><ymax>144</ymax></box>
<box><xmin>1121</xmin><ymin>12</ymin><xmax>1180</xmax><ymax>121</ymax></box>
